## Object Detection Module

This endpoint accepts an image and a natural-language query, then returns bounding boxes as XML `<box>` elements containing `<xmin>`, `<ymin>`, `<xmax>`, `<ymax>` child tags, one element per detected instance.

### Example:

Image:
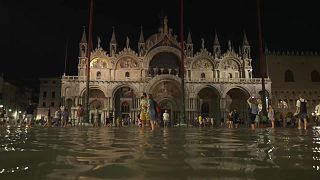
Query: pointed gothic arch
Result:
<box><xmin>311</xmin><ymin>70</ymin><xmax>320</xmax><ymax>82</ymax></box>
<box><xmin>284</xmin><ymin>69</ymin><xmax>294</xmax><ymax>82</ymax></box>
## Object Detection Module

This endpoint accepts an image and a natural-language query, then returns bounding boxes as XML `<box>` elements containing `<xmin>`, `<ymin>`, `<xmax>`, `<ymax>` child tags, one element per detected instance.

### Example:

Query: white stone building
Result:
<box><xmin>266</xmin><ymin>50</ymin><xmax>320</xmax><ymax>116</ymax></box>
<box><xmin>61</xmin><ymin>17</ymin><xmax>271</xmax><ymax>125</ymax></box>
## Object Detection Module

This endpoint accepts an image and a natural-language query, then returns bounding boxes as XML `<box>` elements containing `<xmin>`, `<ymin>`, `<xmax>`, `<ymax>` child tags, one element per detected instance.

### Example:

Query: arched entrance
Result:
<box><xmin>150</xmin><ymin>79</ymin><xmax>182</xmax><ymax>125</ymax></box>
<box><xmin>113</xmin><ymin>86</ymin><xmax>135</xmax><ymax>120</ymax></box>
<box><xmin>197</xmin><ymin>86</ymin><xmax>221</xmax><ymax>122</ymax></box>
<box><xmin>81</xmin><ymin>89</ymin><xmax>106</xmax><ymax>124</ymax></box>
<box><xmin>225</xmin><ymin>88</ymin><xmax>250</xmax><ymax>126</ymax></box>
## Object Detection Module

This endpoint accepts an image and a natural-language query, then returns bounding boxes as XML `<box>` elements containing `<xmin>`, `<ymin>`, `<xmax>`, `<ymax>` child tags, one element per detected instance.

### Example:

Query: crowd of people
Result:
<box><xmin>0</xmin><ymin>93</ymin><xmax>319</xmax><ymax>130</ymax></box>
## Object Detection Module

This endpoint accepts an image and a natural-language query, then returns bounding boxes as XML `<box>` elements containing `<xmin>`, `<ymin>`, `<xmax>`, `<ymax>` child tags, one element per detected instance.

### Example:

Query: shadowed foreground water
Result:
<box><xmin>0</xmin><ymin>126</ymin><xmax>320</xmax><ymax>180</ymax></box>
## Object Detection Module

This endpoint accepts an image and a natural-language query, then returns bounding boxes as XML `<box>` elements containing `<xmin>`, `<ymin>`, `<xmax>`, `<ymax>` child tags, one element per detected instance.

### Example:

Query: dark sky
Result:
<box><xmin>1</xmin><ymin>0</ymin><xmax>320</xmax><ymax>90</ymax></box>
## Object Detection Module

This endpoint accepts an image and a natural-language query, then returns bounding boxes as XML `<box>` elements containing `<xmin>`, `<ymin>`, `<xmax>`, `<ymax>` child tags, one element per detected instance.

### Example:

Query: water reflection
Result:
<box><xmin>0</xmin><ymin>126</ymin><xmax>319</xmax><ymax>179</ymax></box>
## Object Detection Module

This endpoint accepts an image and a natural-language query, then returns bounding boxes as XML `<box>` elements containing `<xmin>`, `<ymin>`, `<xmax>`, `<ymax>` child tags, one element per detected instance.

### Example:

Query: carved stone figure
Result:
<box><xmin>126</xmin><ymin>36</ymin><xmax>130</xmax><ymax>48</ymax></box>
<box><xmin>201</xmin><ymin>38</ymin><xmax>205</xmax><ymax>49</ymax></box>
<box><xmin>164</xmin><ymin>16</ymin><xmax>168</xmax><ymax>34</ymax></box>
<box><xmin>97</xmin><ymin>36</ymin><xmax>101</xmax><ymax>48</ymax></box>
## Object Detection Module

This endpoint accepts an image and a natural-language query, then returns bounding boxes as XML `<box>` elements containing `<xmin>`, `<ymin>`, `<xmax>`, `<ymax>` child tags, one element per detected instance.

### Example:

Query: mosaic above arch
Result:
<box><xmin>90</xmin><ymin>58</ymin><xmax>109</xmax><ymax>68</ymax></box>
<box><xmin>116</xmin><ymin>56</ymin><xmax>139</xmax><ymax>69</ymax></box>
<box><xmin>219</xmin><ymin>59</ymin><xmax>239</xmax><ymax>70</ymax></box>
<box><xmin>192</xmin><ymin>58</ymin><xmax>213</xmax><ymax>69</ymax></box>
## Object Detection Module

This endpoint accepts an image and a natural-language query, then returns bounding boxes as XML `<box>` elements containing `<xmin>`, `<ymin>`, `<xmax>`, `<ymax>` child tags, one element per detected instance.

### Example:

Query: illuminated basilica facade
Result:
<box><xmin>61</xmin><ymin>17</ymin><xmax>271</xmax><ymax>125</ymax></box>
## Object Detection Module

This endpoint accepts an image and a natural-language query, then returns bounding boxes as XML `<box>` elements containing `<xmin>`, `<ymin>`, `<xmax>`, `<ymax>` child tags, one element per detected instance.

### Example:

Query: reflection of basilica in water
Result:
<box><xmin>61</xmin><ymin>16</ymin><xmax>271</xmax><ymax>125</ymax></box>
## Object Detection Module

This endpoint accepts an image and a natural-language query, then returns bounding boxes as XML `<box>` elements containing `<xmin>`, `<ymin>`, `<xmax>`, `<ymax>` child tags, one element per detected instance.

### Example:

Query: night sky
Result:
<box><xmin>1</xmin><ymin>0</ymin><xmax>320</xmax><ymax>90</ymax></box>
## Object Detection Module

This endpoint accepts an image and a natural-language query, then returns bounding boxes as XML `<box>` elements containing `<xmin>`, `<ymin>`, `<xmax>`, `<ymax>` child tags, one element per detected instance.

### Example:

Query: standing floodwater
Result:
<box><xmin>0</xmin><ymin>126</ymin><xmax>320</xmax><ymax>180</ymax></box>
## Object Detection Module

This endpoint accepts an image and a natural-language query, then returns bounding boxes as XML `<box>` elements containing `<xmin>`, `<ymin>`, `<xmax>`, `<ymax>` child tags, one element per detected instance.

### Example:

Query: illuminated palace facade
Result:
<box><xmin>61</xmin><ymin>17</ymin><xmax>271</xmax><ymax>125</ymax></box>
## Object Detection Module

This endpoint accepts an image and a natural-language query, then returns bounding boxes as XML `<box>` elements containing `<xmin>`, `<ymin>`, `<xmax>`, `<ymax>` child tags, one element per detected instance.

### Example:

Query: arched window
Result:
<box><xmin>201</xmin><ymin>73</ymin><xmax>205</xmax><ymax>80</ymax></box>
<box><xmin>284</xmin><ymin>70</ymin><xmax>294</xmax><ymax>82</ymax></box>
<box><xmin>125</xmin><ymin>72</ymin><xmax>130</xmax><ymax>78</ymax></box>
<box><xmin>311</xmin><ymin>70</ymin><xmax>320</xmax><ymax>82</ymax></box>
<box><xmin>96</xmin><ymin>71</ymin><xmax>101</xmax><ymax>79</ymax></box>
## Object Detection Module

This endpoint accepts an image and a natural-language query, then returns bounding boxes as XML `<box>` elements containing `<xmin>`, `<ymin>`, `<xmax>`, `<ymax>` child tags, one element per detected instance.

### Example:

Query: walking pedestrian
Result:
<box><xmin>77</xmin><ymin>104</ymin><xmax>84</xmax><ymax>126</ymax></box>
<box><xmin>295</xmin><ymin>95</ymin><xmax>308</xmax><ymax>130</ymax></box>
<box><xmin>247</xmin><ymin>96</ymin><xmax>259</xmax><ymax>129</ymax></box>
<box><xmin>163</xmin><ymin>109</ymin><xmax>170</xmax><ymax>128</ymax></box>
<box><xmin>268</xmin><ymin>105</ymin><xmax>275</xmax><ymax>128</ymax></box>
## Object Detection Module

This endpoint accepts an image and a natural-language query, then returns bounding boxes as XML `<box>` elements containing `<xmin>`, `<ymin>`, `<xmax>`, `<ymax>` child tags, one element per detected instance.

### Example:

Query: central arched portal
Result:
<box><xmin>149</xmin><ymin>79</ymin><xmax>182</xmax><ymax>125</ymax></box>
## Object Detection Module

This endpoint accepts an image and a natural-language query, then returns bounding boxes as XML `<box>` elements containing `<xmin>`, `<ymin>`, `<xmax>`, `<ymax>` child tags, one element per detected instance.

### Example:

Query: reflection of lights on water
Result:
<box><xmin>313</xmin><ymin>147</ymin><xmax>320</xmax><ymax>153</ymax></box>
<box><xmin>312</xmin><ymin>127</ymin><xmax>320</xmax><ymax>172</ymax></box>
<box><xmin>0</xmin><ymin>166</ymin><xmax>29</xmax><ymax>174</ymax></box>
<box><xmin>267</xmin><ymin>146</ymin><xmax>275</xmax><ymax>154</ymax></box>
<box><xmin>313</xmin><ymin>156</ymin><xmax>320</xmax><ymax>161</ymax></box>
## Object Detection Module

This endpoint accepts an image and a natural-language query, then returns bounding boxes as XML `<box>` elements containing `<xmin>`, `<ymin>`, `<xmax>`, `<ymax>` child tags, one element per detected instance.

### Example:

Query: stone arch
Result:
<box><xmin>196</xmin><ymin>85</ymin><xmax>221</xmax><ymax>120</ymax></box>
<box><xmin>64</xmin><ymin>87</ymin><xmax>72</xmax><ymax>97</ymax></box>
<box><xmin>80</xmin><ymin>86</ymin><xmax>107</xmax><ymax>98</ymax></box>
<box><xmin>221</xmin><ymin>86</ymin><xmax>251</xmax><ymax>98</ymax></box>
<box><xmin>284</xmin><ymin>69</ymin><xmax>294</xmax><ymax>82</ymax></box>
<box><xmin>257</xmin><ymin>89</ymin><xmax>271</xmax><ymax>107</ymax></box>
<box><xmin>112</xmin><ymin>84</ymin><xmax>137</xmax><ymax>119</ymax></box>
<box><xmin>144</xmin><ymin>46</ymin><xmax>181</xmax><ymax>67</ymax></box>
<box><xmin>311</xmin><ymin>70</ymin><xmax>320</xmax><ymax>82</ymax></box>
<box><xmin>145</xmin><ymin>74</ymin><xmax>181</xmax><ymax>93</ymax></box>
<box><xmin>194</xmin><ymin>84</ymin><xmax>222</xmax><ymax>97</ymax></box>
<box><xmin>111</xmin><ymin>84</ymin><xmax>139</xmax><ymax>98</ymax></box>
<box><xmin>224</xmin><ymin>87</ymin><xmax>251</xmax><ymax>126</ymax></box>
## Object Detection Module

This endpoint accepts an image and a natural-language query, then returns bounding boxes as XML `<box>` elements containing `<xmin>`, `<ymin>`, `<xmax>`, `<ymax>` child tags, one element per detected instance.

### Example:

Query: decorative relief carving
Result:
<box><xmin>117</xmin><ymin>57</ymin><xmax>139</xmax><ymax>69</ymax></box>
<box><xmin>192</xmin><ymin>59</ymin><xmax>212</xmax><ymax>69</ymax></box>
<box><xmin>91</xmin><ymin>58</ymin><xmax>108</xmax><ymax>68</ymax></box>
<box><xmin>153</xmin><ymin>81</ymin><xmax>180</xmax><ymax>97</ymax></box>
<box><xmin>220</xmin><ymin>59</ymin><xmax>239</xmax><ymax>70</ymax></box>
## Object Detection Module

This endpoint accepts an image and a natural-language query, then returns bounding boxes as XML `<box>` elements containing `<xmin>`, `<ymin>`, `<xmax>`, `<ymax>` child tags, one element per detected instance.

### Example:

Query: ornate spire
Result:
<box><xmin>187</xmin><ymin>30</ymin><xmax>192</xmax><ymax>44</ymax></box>
<box><xmin>139</xmin><ymin>26</ymin><xmax>145</xmax><ymax>43</ymax></box>
<box><xmin>126</xmin><ymin>36</ymin><xmax>130</xmax><ymax>48</ymax></box>
<box><xmin>110</xmin><ymin>26</ymin><xmax>117</xmax><ymax>43</ymax></box>
<box><xmin>213</xmin><ymin>30</ymin><xmax>221</xmax><ymax>59</ymax></box>
<box><xmin>97</xmin><ymin>36</ymin><xmax>101</xmax><ymax>49</ymax></box>
<box><xmin>81</xmin><ymin>26</ymin><xmax>87</xmax><ymax>43</ymax></box>
<box><xmin>186</xmin><ymin>29</ymin><xmax>193</xmax><ymax>57</ymax></box>
<box><xmin>242</xmin><ymin>31</ymin><xmax>251</xmax><ymax>59</ymax></box>
<box><xmin>213</xmin><ymin>30</ymin><xmax>220</xmax><ymax>46</ymax></box>
<box><xmin>243</xmin><ymin>31</ymin><xmax>249</xmax><ymax>46</ymax></box>
<box><xmin>110</xmin><ymin>27</ymin><xmax>117</xmax><ymax>56</ymax></box>
<box><xmin>163</xmin><ymin>16</ymin><xmax>168</xmax><ymax>34</ymax></box>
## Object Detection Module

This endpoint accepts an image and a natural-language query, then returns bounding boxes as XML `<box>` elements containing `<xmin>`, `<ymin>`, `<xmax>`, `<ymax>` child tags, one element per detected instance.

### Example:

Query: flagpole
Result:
<box><xmin>63</xmin><ymin>39</ymin><xmax>68</xmax><ymax>76</ymax></box>
<box><xmin>180</xmin><ymin>0</ymin><xmax>186</xmax><ymax>126</ymax></box>
<box><xmin>257</xmin><ymin>0</ymin><xmax>267</xmax><ymax>115</ymax></box>
<box><xmin>85</xmin><ymin>0</ymin><xmax>93</xmax><ymax>124</ymax></box>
